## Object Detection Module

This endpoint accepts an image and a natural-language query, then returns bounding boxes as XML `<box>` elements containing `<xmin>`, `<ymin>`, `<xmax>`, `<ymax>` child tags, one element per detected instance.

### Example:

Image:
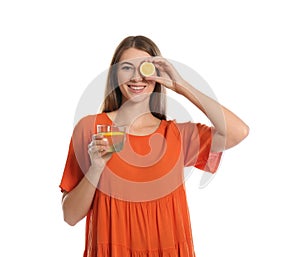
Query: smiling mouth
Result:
<box><xmin>128</xmin><ymin>85</ymin><xmax>146</xmax><ymax>93</ymax></box>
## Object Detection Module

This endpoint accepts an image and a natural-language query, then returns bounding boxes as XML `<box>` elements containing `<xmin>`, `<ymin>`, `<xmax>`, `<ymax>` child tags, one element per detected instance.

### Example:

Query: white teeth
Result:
<box><xmin>130</xmin><ymin>86</ymin><xmax>144</xmax><ymax>90</ymax></box>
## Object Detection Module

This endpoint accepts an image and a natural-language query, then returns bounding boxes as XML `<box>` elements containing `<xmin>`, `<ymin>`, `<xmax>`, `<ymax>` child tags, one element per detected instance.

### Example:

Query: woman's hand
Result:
<box><xmin>88</xmin><ymin>134</ymin><xmax>112</xmax><ymax>168</ymax></box>
<box><xmin>144</xmin><ymin>57</ymin><xmax>185</xmax><ymax>92</ymax></box>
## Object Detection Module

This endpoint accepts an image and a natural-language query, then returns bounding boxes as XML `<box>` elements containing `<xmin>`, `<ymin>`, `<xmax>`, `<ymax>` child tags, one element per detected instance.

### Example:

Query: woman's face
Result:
<box><xmin>117</xmin><ymin>48</ymin><xmax>156</xmax><ymax>103</ymax></box>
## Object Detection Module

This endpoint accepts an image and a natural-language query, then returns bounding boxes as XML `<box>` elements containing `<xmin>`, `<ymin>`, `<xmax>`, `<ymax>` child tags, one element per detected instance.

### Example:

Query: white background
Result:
<box><xmin>1</xmin><ymin>0</ymin><xmax>299</xmax><ymax>256</ymax></box>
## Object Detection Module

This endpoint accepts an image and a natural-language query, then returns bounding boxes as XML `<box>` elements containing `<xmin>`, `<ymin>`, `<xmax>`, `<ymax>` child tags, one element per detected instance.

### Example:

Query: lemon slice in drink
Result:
<box><xmin>100</xmin><ymin>131</ymin><xmax>126</xmax><ymax>152</ymax></box>
<box><xmin>101</xmin><ymin>131</ymin><xmax>124</xmax><ymax>136</ymax></box>
<box><xmin>140</xmin><ymin>62</ymin><xmax>155</xmax><ymax>77</ymax></box>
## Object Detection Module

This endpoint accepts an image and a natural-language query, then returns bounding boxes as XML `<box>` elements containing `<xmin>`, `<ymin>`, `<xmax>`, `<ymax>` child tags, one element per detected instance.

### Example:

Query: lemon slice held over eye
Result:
<box><xmin>140</xmin><ymin>62</ymin><xmax>155</xmax><ymax>77</ymax></box>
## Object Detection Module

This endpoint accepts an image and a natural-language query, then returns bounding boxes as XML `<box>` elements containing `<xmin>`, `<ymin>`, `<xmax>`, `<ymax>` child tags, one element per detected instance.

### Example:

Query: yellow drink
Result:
<box><xmin>101</xmin><ymin>131</ymin><xmax>126</xmax><ymax>152</ymax></box>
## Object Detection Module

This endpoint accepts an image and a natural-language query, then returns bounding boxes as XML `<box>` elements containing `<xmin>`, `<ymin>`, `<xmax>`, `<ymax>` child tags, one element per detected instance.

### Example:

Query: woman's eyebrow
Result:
<box><xmin>120</xmin><ymin>61</ymin><xmax>134</xmax><ymax>66</ymax></box>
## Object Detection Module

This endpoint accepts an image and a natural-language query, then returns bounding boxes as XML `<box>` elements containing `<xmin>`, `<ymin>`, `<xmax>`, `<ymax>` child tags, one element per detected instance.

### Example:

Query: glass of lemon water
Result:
<box><xmin>97</xmin><ymin>125</ymin><xmax>126</xmax><ymax>152</ymax></box>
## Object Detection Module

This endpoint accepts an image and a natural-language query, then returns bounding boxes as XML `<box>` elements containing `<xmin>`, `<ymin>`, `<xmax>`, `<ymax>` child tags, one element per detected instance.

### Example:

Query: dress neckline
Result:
<box><xmin>102</xmin><ymin>112</ymin><xmax>165</xmax><ymax>137</ymax></box>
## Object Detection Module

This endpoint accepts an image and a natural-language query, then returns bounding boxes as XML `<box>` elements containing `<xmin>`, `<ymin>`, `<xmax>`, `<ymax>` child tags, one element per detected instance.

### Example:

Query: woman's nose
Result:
<box><xmin>130</xmin><ymin>69</ymin><xmax>143</xmax><ymax>82</ymax></box>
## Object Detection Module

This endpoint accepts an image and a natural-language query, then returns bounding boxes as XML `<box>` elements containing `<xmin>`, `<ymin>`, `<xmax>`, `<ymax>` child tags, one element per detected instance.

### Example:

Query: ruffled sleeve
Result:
<box><xmin>59</xmin><ymin>115</ymin><xmax>95</xmax><ymax>192</ymax></box>
<box><xmin>177</xmin><ymin>122</ymin><xmax>222</xmax><ymax>174</ymax></box>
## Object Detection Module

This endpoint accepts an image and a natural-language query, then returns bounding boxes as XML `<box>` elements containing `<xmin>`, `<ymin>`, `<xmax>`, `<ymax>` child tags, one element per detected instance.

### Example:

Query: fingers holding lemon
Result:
<box><xmin>140</xmin><ymin>61</ymin><xmax>156</xmax><ymax>77</ymax></box>
<box><xmin>140</xmin><ymin>58</ymin><xmax>183</xmax><ymax>92</ymax></box>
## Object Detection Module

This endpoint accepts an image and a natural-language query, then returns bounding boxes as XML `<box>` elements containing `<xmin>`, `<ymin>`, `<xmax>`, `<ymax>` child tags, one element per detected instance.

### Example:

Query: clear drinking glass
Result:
<box><xmin>97</xmin><ymin>124</ymin><xmax>126</xmax><ymax>152</ymax></box>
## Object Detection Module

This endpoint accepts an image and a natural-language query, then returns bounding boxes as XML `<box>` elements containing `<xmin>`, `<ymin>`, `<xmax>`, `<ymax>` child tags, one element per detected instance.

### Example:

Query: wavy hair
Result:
<box><xmin>101</xmin><ymin>36</ymin><xmax>166</xmax><ymax>120</ymax></box>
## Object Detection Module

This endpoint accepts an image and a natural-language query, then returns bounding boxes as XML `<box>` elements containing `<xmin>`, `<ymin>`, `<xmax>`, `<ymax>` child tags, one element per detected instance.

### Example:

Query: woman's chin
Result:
<box><xmin>125</xmin><ymin>92</ymin><xmax>152</xmax><ymax>104</ymax></box>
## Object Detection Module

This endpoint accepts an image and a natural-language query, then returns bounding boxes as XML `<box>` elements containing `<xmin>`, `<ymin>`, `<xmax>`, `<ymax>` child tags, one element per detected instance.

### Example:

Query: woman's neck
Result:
<box><xmin>115</xmin><ymin>100</ymin><xmax>152</xmax><ymax>125</ymax></box>
<box><xmin>107</xmin><ymin>99</ymin><xmax>161</xmax><ymax>135</ymax></box>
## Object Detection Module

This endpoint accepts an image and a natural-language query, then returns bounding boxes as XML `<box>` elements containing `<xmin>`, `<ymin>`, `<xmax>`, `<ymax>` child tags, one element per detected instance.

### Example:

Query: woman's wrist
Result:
<box><xmin>85</xmin><ymin>163</ymin><xmax>105</xmax><ymax>187</ymax></box>
<box><xmin>174</xmin><ymin>79</ymin><xmax>192</xmax><ymax>95</ymax></box>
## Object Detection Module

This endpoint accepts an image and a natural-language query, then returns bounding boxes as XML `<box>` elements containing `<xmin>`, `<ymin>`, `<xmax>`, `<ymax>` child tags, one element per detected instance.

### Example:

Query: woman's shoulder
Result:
<box><xmin>164</xmin><ymin>119</ymin><xmax>194</xmax><ymax>130</ymax></box>
<box><xmin>166</xmin><ymin>119</ymin><xmax>209</xmax><ymax>129</ymax></box>
<box><xmin>163</xmin><ymin>119</ymin><xmax>211</xmax><ymax>137</ymax></box>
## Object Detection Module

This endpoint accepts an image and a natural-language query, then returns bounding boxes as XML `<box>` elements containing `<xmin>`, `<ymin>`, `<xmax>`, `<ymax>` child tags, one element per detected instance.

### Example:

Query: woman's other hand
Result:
<box><xmin>144</xmin><ymin>57</ymin><xmax>185</xmax><ymax>92</ymax></box>
<box><xmin>88</xmin><ymin>134</ymin><xmax>112</xmax><ymax>168</ymax></box>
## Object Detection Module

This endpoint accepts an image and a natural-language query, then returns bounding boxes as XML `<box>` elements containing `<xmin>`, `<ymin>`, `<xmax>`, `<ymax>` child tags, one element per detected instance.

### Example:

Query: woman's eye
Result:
<box><xmin>121</xmin><ymin>66</ymin><xmax>133</xmax><ymax>71</ymax></box>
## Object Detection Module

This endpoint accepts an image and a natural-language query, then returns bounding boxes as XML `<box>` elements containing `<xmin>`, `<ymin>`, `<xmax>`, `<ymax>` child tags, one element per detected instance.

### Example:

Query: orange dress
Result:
<box><xmin>60</xmin><ymin>113</ymin><xmax>222</xmax><ymax>257</ymax></box>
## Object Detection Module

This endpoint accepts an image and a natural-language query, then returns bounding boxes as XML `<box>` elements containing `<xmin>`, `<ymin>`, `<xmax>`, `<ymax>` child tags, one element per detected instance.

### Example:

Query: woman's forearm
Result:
<box><xmin>176</xmin><ymin>80</ymin><xmax>249</xmax><ymax>151</ymax></box>
<box><xmin>62</xmin><ymin>166</ymin><xmax>103</xmax><ymax>226</ymax></box>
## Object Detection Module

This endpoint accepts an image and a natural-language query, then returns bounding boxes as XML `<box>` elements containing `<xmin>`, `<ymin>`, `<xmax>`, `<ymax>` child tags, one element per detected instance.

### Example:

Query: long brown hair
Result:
<box><xmin>101</xmin><ymin>36</ymin><xmax>167</xmax><ymax>120</ymax></box>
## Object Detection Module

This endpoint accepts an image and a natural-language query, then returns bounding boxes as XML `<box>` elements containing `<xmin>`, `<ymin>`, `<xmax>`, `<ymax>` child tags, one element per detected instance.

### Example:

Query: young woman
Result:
<box><xmin>60</xmin><ymin>35</ymin><xmax>249</xmax><ymax>257</ymax></box>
